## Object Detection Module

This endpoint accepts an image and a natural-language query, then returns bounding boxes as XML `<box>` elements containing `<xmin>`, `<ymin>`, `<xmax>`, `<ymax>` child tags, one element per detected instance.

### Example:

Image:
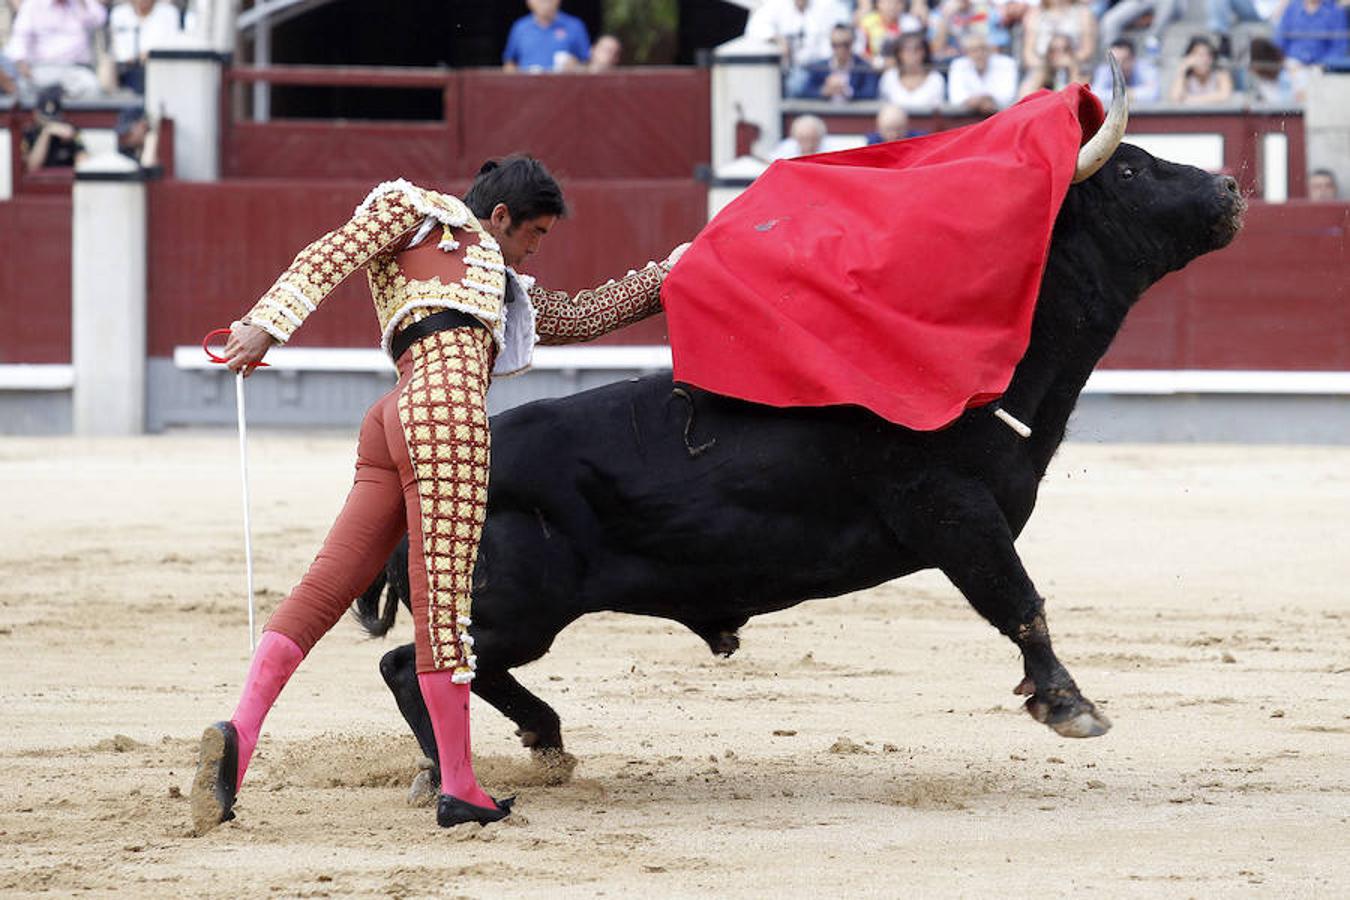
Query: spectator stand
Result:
<box><xmin>781</xmin><ymin>97</ymin><xmax>1306</xmax><ymax>199</ymax></box>
<box><xmin>2</xmin><ymin>93</ymin><xmax>166</xmax><ymax>197</ymax></box>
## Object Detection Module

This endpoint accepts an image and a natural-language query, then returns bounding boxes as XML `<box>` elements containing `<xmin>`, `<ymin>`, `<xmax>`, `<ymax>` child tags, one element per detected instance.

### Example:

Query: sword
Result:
<box><xmin>202</xmin><ymin>328</ymin><xmax>269</xmax><ymax>652</ymax></box>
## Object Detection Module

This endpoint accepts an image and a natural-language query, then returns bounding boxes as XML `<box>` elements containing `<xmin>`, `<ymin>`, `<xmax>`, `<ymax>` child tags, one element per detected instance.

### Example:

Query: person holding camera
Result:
<box><xmin>22</xmin><ymin>84</ymin><xmax>86</xmax><ymax>173</ymax></box>
<box><xmin>1168</xmin><ymin>35</ymin><xmax>1234</xmax><ymax>105</ymax></box>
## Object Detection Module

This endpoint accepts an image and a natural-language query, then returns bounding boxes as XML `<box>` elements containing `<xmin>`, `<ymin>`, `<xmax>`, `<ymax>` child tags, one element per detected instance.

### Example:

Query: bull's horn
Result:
<box><xmin>1072</xmin><ymin>52</ymin><xmax>1129</xmax><ymax>184</ymax></box>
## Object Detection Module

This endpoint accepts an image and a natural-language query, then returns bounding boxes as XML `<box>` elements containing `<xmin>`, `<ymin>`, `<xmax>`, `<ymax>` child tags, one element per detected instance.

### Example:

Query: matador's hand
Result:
<box><xmin>662</xmin><ymin>242</ymin><xmax>692</xmax><ymax>269</ymax></box>
<box><xmin>224</xmin><ymin>321</ymin><xmax>277</xmax><ymax>376</ymax></box>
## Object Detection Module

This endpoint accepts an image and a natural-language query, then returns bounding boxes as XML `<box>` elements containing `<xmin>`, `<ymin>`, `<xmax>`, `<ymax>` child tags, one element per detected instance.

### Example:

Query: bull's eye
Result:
<box><xmin>1120</xmin><ymin>166</ymin><xmax>1136</xmax><ymax>180</ymax></box>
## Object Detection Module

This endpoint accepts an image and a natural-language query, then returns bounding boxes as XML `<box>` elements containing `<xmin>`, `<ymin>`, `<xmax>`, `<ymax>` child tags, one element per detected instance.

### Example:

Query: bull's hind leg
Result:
<box><xmin>379</xmin><ymin>644</ymin><xmax>574</xmax><ymax>789</ymax></box>
<box><xmin>906</xmin><ymin>480</ymin><xmax>1111</xmax><ymax>738</ymax></box>
<box><xmin>379</xmin><ymin>643</ymin><xmax>438</xmax><ymax>763</ymax></box>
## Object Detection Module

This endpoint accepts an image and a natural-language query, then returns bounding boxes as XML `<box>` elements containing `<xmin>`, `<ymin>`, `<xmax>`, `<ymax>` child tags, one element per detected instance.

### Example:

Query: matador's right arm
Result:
<box><xmin>240</xmin><ymin>191</ymin><xmax>429</xmax><ymax>344</ymax></box>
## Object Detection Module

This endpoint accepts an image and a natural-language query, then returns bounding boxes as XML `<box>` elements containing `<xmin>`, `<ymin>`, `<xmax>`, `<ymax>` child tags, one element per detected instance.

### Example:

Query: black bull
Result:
<box><xmin>355</xmin><ymin>143</ymin><xmax>1244</xmax><ymax>780</ymax></box>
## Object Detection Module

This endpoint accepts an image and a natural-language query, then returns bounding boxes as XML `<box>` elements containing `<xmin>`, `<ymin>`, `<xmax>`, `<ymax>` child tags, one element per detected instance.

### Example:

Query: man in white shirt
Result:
<box><xmin>109</xmin><ymin>0</ymin><xmax>185</xmax><ymax>93</ymax></box>
<box><xmin>744</xmin><ymin>0</ymin><xmax>849</xmax><ymax>96</ymax></box>
<box><xmin>946</xmin><ymin>33</ymin><xmax>1019</xmax><ymax>115</ymax></box>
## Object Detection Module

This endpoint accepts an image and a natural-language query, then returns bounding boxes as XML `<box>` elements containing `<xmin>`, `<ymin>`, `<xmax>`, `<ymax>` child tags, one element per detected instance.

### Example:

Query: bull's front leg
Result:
<box><xmin>901</xmin><ymin>477</ymin><xmax>1111</xmax><ymax>738</ymax></box>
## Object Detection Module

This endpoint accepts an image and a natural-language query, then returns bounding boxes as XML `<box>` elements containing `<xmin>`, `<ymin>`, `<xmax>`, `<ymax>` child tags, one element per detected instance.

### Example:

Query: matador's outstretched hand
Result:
<box><xmin>224</xmin><ymin>322</ymin><xmax>278</xmax><ymax>376</ymax></box>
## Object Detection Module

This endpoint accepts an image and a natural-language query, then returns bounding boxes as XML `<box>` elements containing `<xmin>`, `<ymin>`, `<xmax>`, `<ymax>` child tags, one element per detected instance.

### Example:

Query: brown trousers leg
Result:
<box><xmin>263</xmin><ymin>326</ymin><xmax>492</xmax><ymax>679</ymax></box>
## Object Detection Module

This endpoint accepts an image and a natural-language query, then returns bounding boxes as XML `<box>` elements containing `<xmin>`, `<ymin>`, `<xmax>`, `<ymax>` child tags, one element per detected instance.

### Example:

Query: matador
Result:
<box><xmin>191</xmin><ymin>156</ymin><xmax>688</xmax><ymax>832</ymax></box>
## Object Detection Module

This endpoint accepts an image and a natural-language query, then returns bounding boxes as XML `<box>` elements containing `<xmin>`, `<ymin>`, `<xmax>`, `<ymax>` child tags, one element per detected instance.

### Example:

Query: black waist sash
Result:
<box><xmin>390</xmin><ymin>308</ymin><xmax>487</xmax><ymax>360</ymax></box>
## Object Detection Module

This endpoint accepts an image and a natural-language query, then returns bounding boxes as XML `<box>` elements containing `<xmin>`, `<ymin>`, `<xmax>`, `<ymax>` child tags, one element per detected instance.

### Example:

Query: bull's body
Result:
<box><xmin>363</xmin><ymin>144</ymin><xmax>1244</xmax><ymax>772</ymax></box>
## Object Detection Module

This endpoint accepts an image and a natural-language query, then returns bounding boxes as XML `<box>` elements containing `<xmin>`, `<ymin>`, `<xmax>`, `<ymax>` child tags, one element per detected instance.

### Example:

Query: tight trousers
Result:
<box><xmin>264</xmin><ymin>325</ymin><xmax>493</xmax><ymax>679</ymax></box>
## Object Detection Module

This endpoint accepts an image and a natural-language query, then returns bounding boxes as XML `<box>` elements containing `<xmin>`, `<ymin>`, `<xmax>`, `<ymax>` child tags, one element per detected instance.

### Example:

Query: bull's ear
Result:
<box><xmin>1073</xmin><ymin>54</ymin><xmax>1129</xmax><ymax>184</ymax></box>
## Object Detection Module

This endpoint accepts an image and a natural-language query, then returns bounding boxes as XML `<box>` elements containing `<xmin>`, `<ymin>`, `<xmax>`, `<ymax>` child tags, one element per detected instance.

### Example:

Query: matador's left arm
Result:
<box><xmin>529</xmin><ymin>243</ymin><xmax>689</xmax><ymax>346</ymax></box>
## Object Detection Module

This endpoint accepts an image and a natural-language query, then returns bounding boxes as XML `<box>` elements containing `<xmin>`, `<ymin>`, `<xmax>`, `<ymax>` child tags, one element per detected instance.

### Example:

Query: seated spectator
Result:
<box><xmin>931</xmin><ymin>0</ymin><xmax>1010</xmax><ymax>61</ymax></box>
<box><xmin>109</xmin><ymin>0</ymin><xmax>186</xmax><ymax>94</ymax></box>
<box><xmin>4</xmin><ymin>0</ymin><xmax>107</xmax><ymax>99</ymax></box>
<box><xmin>772</xmin><ymin>114</ymin><xmax>828</xmax><ymax>159</ymax></box>
<box><xmin>797</xmin><ymin>23</ymin><xmax>880</xmax><ymax>101</ymax></box>
<box><xmin>858</xmin><ymin>0</ymin><xmax>926</xmax><ymax>69</ymax></box>
<box><xmin>1099</xmin><ymin>0</ymin><xmax>1185</xmax><ymax>59</ymax></box>
<box><xmin>115</xmin><ymin>104</ymin><xmax>157</xmax><ymax>166</ymax></box>
<box><xmin>503</xmin><ymin>0</ymin><xmax>591</xmax><ymax>73</ymax></box>
<box><xmin>866</xmin><ymin>102</ymin><xmax>927</xmax><ymax>142</ymax></box>
<box><xmin>878</xmin><ymin>32</ymin><xmax>945</xmax><ymax>109</ymax></box>
<box><xmin>588</xmin><ymin>33</ymin><xmax>621</xmax><ymax>72</ymax></box>
<box><xmin>1021</xmin><ymin>0</ymin><xmax>1095</xmax><ymax>70</ymax></box>
<box><xmin>745</xmin><ymin>0</ymin><xmax>840</xmax><ymax>96</ymax></box>
<box><xmin>1019</xmin><ymin>33</ymin><xmax>1089</xmax><ymax>98</ymax></box>
<box><xmin>1168</xmin><ymin>35</ymin><xmax>1234</xmax><ymax>105</ymax></box>
<box><xmin>1246</xmin><ymin>36</ymin><xmax>1296</xmax><ymax>103</ymax></box>
<box><xmin>22</xmin><ymin>84</ymin><xmax>86</xmax><ymax>173</ymax></box>
<box><xmin>1276</xmin><ymin>0</ymin><xmax>1350</xmax><ymax>69</ymax></box>
<box><xmin>1091</xmin><ymin>38</ymin><xmax>1160</xmax><ymax>106</ymax></box>
<box><xmin>1307</xmin><ymin>168</ymin><xmax>1339</xmax><ymax>200</ymax></box>
<box><xmin>947</xmin><ymin>33</ymin><xmax>1018</xmax><ymax>114</ymax></box>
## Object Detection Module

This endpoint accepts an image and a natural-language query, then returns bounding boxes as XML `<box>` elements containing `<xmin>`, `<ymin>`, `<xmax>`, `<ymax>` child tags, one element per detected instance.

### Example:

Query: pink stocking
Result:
<box><xmin>229</xmin><ymin>630</ymin><xmax>305</xmax><ymax>790</ymax></box>
<box><xmin>417</xmin><ymin>671</ymin><xmax>495</xmax><ymax>808</ymax></box>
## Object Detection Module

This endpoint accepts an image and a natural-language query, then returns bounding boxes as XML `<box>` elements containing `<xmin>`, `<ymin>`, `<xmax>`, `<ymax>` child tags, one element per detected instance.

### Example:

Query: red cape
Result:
<box><xmin>663</xmin><ymin>86</ymin><xmax>1106</xmax><ymax>430</ymax></box>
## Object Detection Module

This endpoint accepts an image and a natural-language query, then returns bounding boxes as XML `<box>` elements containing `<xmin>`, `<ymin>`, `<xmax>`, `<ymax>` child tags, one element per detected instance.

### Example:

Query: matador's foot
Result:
<box><xmin>190</xmin><ymin>722</ymin><xmax>239</xmax><ymax>835</ymax></box>
<box><xmin>436</xmin><ymin>793</ymin><xmax>514</xmax><ymax>827</ymax></box>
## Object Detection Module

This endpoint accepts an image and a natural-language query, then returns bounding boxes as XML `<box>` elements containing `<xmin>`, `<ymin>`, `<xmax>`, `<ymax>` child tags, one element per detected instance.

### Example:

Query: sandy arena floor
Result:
<box><xmin>0</xmin><ymin>433</ymin><xmax>1347</xmax><ymax>898</ymax></box>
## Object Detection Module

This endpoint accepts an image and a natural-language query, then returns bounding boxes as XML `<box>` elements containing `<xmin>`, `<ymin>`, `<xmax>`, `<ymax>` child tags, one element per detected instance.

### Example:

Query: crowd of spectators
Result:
<box><xmin>746</xmin><ymin>0</ymin><xmax>1350</xmax><ymax>116</ymax></box>
<box><xmin>2</xmin><ymin>0</ymin><xmax>189</xmax><ymax>172</ymax></box>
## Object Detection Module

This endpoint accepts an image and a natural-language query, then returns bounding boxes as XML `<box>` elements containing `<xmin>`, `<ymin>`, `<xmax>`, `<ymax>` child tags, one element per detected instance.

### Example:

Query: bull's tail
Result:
<box><xmin>351</xmin><ymin>570</ymin><xmax>400</xmax><ymax>638</ymax></box>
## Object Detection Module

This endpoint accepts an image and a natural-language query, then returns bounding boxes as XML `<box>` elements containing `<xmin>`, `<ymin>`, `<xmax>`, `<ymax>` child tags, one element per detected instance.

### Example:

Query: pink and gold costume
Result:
<box><xmin>242</xmin><ymin>180</ymin><xmax>671</xmax><ymax>680</ymax></box>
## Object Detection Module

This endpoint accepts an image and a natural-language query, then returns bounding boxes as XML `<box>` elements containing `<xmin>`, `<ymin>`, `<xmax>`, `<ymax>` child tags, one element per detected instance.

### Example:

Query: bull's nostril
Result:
<box><xmin>1222</xmin><ymin>176</ymin><xmax>1239</xmax><ymax>194</ymax></box>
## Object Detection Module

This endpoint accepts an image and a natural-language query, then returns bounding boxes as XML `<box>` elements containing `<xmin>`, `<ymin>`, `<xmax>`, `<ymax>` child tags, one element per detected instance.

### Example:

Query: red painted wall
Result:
<box><xmin>144</xmin><ymin>177</ymin><xmax>706</xmax><ymax>355</ymax></box>
<box><xmin>1104</xmin><ymin>201</ymin><xmax>1350</xmax><ymax>369</ymax></box>
<box><xmin>0</xmin><ymin>195</ymin><xmax>72</xmax><ymax>364</ymax></box>
<box><xmin>7</xmin><ymin>191</ymin><xmax>1345</xmax><ymax>370</ymax></box>
<box><xmin>223</xmin><ymin>69</ymin><xmax>712</xmax><ymax>183</ymax></box>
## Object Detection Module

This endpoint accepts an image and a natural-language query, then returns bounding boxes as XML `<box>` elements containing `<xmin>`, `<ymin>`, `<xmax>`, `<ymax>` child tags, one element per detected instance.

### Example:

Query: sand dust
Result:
<box><xmin>1</xmin><ymin>433</ymin><xmax>1347</xmax><ymax>897</ymax></box>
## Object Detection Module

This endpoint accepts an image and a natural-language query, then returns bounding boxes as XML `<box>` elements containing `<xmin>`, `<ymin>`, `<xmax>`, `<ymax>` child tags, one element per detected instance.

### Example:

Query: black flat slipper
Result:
<box><xmin>436</xmin><ymin>793</ymin><xmax>514</xmax><ymax>827</ymax></box>
<box><xmin>190</xmin><ymin>721</ymin><xmax>239</xmax><ymax>835</ymax></box>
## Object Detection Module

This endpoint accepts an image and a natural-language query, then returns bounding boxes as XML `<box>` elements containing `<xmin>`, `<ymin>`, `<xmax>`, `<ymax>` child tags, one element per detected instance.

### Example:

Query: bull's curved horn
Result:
<box><xmin>1072</xmin><ymin>52</ymin><xmax>1129</xmax><ymax>184</ymax></box>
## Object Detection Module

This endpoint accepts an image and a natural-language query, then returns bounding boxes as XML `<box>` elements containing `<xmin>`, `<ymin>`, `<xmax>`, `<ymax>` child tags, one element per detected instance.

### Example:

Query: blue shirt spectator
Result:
<box><xmin>1276</xmin><ymin>0</ymin><xmax>1349</xmax><ymax>66</ymax></box>
<box><xmin>503</xmin><ymin>0</ymin><xmax>591</xmax><ymax>72</ymax></box>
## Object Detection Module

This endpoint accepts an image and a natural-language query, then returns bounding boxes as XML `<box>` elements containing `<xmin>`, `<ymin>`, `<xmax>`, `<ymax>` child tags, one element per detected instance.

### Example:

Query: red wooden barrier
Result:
<box><xmin>221</xmin><ymin>67</ymin><xmax>711</xmax><ymax>182</ymax></box>
<box><xmin>0</xmin><ymin>195</ymin><xmax>72</xmax><ymax>364</ymax></box>
<box><xmin>1104</xmin><ymin>201</ymin><xmax>1349</xmax><ymax>369</ymax></box>
<box><xmin>144</xmin><ymin>177</ymin><xmax>707</xmax><ymax>355</ymax></box>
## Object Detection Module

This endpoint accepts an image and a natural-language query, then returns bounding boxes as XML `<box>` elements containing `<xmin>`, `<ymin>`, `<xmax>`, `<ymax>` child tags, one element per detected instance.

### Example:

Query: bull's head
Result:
<box><xmin>1064</xmin><ymin>55</ymin><xmax>1246</xmax><ymax>291</ymax></box>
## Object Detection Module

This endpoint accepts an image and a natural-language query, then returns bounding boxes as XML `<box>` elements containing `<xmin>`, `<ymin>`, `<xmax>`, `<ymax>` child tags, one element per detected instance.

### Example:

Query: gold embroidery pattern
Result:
<box><xmin>397</xmin><ymin>327</ymin><xmax>494</xmax><ymax>679</ymax></box>
<box><xmin>243</xmin><ymin>183</ymin><xmax>506</xmax><ymax>353</ymax></box>
<box><xmin>531</xmin><ymin>263</ymin><xmax>668</xmax><ymax>345</ymax></box>
<box><xmin>245</xmin><ymin>192</ymin><xmax>427</xmax><ymax>343</ymax></box>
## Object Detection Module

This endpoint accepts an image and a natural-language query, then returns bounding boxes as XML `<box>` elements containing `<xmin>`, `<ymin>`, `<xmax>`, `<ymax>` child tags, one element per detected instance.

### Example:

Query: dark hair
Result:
<box><xmin>894</xmin><ymin>32</ymin><xmax>932</xmax><ymax>68</ymax></box>
<box><xmin>1110</xmin><ymin>37</ymin><xmax>1135</xmax><ymax>55</ymax></box>
<box><xmin>463</xmin><ymin>154</ymin><xmax>567</xmax><ymax>223</ymax></box>
<box><xmin>36</xmin><ymin>85</ymin><xmax>64</xmax><ymax>118</ymax></box>
<box><xmin>1184</xmin><ymin>36</ymin><xmax>1217</xmax><ymax>58</ymax></box>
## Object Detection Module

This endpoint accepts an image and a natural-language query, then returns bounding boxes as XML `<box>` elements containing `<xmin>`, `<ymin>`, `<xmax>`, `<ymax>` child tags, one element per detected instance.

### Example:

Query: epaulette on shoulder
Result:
<box><xmin>355</xmin><ymin>179</ymin><xmax>479</xmax><ymax>232</ymax></box>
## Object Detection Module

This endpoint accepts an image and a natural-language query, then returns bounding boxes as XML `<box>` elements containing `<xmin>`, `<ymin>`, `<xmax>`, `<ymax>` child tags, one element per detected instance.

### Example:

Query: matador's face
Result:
<box><xmin>487</xmin><ymin>205</ymin><xmax>558</xmax><ymax>268</ymax></box>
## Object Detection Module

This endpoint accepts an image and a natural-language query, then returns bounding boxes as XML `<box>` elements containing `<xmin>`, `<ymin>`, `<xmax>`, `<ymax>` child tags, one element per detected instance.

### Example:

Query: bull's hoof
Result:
<box><xmin>709</xmin><ymin>630</ymin><xmax>740</xmax><ymax>657</ymax></box>
<box><xmin>407</xmin><ymin>763</ymin><xmax>438</xmax><ymax>807</ymax></box>
<box><xmin>1025</xmin><ymin>694</ymin><xmax>1112</xmax><ymax>738</ymax></box>
<box><xmin>531</xmin><ymin>747</ymin><xmax>578</xmax><ymax>785</ymax></box>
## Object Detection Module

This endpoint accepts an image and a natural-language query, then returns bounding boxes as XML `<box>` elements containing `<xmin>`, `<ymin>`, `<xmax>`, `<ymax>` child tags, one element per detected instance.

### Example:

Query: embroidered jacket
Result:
<box><xmin>242</xmin><ymin>179</ymin><xmax>671</xmax><ymax>375</ymax></box>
